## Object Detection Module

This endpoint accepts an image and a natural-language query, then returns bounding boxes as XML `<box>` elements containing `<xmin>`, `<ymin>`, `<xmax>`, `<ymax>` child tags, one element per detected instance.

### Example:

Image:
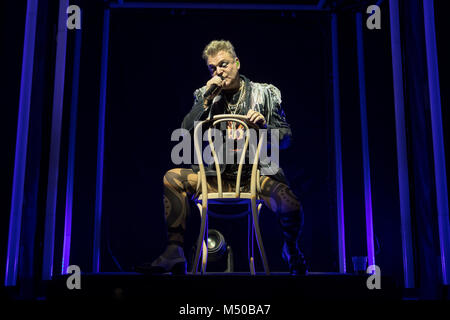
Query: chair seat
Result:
<box><xmin>194</xmin><ymin>192</ymin><xmax>263</xmax><ymax>205</ymax></box>
<box><xmin>194</xmin><ymin>193</ymin><xmax>263</xmax><ymax>219</ymax></box>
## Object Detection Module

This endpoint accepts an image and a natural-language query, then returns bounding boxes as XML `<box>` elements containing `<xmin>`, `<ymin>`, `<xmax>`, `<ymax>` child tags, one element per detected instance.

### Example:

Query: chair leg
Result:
<box><xmin>201</xmin><ymin>240</ymin><xmax>208</xmax><ymax>274</ymax></box>
<box><xmin>192</xmin><ymin>203</ymin><xmax>207</xmax><ymax>275</ymax></box>
<box><xmin>252</xmin><ymin>201</ymin><xmax>270</xmax><ymax>275</ymax></box>
<box><xmin>248</xmin><ymin>213</ymin><xmax>256</xmax><ymax>275</ymax></box>
<box><xmin>252</xmin><ymin>216</ymin><xmax>255</xmax><ymax>264</ymax></box>
<box><xmin>250</xmin><ymin>257</ymin><xmax>255</xmax><ymax>275</ymax></box>
<box><xmin>201</xmin><ymin>217</ymin><xmax>208</xmax><ymax>274</ymax></box>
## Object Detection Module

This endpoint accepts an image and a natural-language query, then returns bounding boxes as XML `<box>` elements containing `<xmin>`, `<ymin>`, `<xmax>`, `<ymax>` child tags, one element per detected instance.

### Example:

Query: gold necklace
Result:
<box><xmin>225</xmin><ymin>80</ymin><xmax>245</xmax><ymax>114</ymax></box>
<box><xmin>225</xmin><ymin>80</ymin><xmax>245</xmax><ymax>133</ymax></box>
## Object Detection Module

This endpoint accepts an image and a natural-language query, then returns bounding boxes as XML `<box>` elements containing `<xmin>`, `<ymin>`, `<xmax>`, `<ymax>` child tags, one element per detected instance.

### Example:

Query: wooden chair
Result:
<box><xmin>192</xmin><ymin>114</ymin><xmax>270</xmax><ymax>275</ymax></box>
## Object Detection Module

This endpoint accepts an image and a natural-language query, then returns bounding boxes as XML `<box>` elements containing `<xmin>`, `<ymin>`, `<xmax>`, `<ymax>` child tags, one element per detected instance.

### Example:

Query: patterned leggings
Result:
<box><xmin>163</xmin><ymin>168</ymin><xmax>304</xmax><ymax>248</ymax></box>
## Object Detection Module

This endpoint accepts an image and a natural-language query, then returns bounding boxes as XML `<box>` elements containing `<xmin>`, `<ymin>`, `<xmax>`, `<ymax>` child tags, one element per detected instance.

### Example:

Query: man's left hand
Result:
<box><xmin>246</xmin><ymin>110</ymin><xmax>267</xmax><ymax>128</ymax></box>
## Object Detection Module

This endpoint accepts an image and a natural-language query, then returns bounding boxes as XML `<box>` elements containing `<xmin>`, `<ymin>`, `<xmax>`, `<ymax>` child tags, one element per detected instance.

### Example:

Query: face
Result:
<box><xmin>207</xmin><ymin>50</ymin><xmax>240</xmax><ymax>89</ymax></box>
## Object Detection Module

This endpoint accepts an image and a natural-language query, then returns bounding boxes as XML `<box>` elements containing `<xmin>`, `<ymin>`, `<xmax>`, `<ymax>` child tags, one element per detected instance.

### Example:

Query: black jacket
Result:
<box><xmin>181</xmin><ymin>75</ymin><xmax>292</xmax><ymax>185</ymax></box>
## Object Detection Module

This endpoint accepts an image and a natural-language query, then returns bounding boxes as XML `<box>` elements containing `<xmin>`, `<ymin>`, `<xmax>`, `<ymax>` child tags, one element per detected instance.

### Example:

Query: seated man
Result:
<box><xmin>136</xmin><ymin>40</ymin><xmax>307</xmax><ymax>275</ymax></box>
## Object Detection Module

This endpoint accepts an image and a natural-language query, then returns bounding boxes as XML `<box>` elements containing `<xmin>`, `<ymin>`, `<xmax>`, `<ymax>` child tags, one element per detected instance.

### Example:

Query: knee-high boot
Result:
<box><xmin>278</xmin><ymin>208</ymin><xmax>308</xmax><ymax>275</ymax></box>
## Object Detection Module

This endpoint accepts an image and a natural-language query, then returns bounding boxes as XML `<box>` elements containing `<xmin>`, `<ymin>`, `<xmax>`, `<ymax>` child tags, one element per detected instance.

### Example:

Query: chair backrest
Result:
<box><xmin>193</xmin><ymin>114</ymin><xmax>266</xmax><ymax>201</ymax></box>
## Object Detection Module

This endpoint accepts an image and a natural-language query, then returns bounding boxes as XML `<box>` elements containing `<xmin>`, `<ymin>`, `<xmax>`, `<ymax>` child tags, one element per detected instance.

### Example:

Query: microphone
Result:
<box><xmin>203</xmin><ymin>75</ymin><xmax>224</xmax><ymax>99</ymax></box>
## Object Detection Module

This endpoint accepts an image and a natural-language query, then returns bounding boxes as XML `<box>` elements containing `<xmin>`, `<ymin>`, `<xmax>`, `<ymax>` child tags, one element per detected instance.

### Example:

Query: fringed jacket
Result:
<box><xmin>181</xmin><ymin>75</ymin><xmax>292</xmax><ymax>185</ymax></box>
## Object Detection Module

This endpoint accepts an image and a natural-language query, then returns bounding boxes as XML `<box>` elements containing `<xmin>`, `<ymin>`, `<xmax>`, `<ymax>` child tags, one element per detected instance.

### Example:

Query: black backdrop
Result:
<box><xmin>3</xmin><ymin>0</ymin><xmax>450</xmax><ymax>298</ymax></box>
<box><xmin>65</xmin><ymin>3</ymin><xmax>402</xmax><ymax>277</ymax></box>
<box><xmin>99</xmin><ymin>8</ymin><xmax>335</xmax><ymax>273</ymax></box>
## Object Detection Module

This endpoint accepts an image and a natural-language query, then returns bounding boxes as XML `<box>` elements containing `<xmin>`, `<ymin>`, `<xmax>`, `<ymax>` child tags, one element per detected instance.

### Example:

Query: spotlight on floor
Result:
<box><xmin>207</xmin><ymin>229</ymin><xmax>227</xmax><ymax>262</ymax></box>
<box><xmin>191</xmin><ymin>229</ymin><xmax>234</xmax><ymax>272</ymax></box>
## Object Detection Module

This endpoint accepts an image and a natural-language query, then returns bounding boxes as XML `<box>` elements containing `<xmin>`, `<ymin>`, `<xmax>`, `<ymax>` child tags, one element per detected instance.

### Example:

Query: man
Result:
<box><xmin>136</xmin><ymin>40</ymin><xmax>307</xmax><ymax>275</ymax></box>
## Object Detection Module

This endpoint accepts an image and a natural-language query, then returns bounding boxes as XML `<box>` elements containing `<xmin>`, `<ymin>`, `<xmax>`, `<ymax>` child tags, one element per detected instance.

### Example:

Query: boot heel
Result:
<box><xmin>170</xmin><ymin>262</ymin><xmax>187</xmax><ymax>275</ymax></box>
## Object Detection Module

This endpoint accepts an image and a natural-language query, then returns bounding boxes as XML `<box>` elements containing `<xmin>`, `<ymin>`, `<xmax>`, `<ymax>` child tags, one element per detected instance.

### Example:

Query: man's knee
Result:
<box><xmin>164</xmin><ymin>168</ymin><xmax>197</xmax><ymax>194</ymax></box>
<box><xmin>163</xmin><ymin>168</ymin><xmax>184</xmax><ymax>190</ymax></box>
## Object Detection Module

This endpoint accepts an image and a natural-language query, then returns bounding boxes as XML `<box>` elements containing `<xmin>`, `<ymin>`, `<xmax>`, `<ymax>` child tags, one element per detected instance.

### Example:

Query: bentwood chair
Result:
<box><xmin>191</xmin><ymin>114</ymin><xmax>270</xmax><ymax>275</ymax></box>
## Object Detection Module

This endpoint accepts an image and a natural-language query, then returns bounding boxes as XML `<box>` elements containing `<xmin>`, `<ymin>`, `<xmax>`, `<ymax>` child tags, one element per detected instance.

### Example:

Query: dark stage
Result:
<box><xmin>1</xmin><ymin>0</ymin><xmax>450</xmax><ymax>311</ymax></box>
<box><xmin>45</xmin><ymin>272</ymin><xmax>400</xmax><ymax>301</ymax></box>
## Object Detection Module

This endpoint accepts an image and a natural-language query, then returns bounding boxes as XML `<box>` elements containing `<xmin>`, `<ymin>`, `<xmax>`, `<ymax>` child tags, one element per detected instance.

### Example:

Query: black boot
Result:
<box><xmin>282</xmin><ymin>242</ymin><xmax>308</xmax><ymax>275</ymax></box>
<box><xmin>135</xmin><ymin>244</ymin><xmax>187</xmax><ymax>275</ymax></box>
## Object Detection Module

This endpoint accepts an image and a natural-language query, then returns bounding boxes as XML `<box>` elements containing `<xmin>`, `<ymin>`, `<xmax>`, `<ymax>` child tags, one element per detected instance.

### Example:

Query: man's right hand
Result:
<box><xmin>203</xmin><ymin>75</ymin><xmax>224</xmax><ymax>109</ymax></box>
<box><xmin>205</xmin><ymin>75</ymin><xmax>224</xmax><ymax>99</ymax></box>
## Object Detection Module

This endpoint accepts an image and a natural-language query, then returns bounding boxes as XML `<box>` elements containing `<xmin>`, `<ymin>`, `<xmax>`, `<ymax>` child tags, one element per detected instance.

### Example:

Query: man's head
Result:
<box><xmin>202</xmin><ymin>40</ymin><xmax>240</xmax><ymax>90</ymax></box>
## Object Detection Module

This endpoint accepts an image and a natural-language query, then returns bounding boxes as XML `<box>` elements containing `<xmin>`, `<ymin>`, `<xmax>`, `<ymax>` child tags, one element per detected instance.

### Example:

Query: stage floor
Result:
<box><xmin>45</xmin><ymin>271</ymin><xmax>401</xmax><ymax>303</ymax></box>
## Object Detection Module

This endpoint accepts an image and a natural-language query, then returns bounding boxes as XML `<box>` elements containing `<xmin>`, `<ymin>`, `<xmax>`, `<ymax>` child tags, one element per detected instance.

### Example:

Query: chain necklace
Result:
<box><xmin>225</xmin><ymin>79</ymin><xmax>245</xmax><ymax>115</ymax></box>
<box><xmin>224</xmin><ymin>79</ymin><xmax>245</xmax><ymax>132</ymax></box>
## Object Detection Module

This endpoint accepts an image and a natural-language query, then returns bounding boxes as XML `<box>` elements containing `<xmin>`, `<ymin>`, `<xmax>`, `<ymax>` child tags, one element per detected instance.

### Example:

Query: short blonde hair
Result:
<box><xmin>202</xmin><ymin>40</ymin><xmax>237</xmax><ymax>61</ymax></box>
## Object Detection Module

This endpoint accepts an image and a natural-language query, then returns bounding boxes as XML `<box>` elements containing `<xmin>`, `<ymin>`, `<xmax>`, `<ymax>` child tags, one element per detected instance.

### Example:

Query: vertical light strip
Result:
<box><xmin>93</xmin><ymin>6</ymin><xmax>110</xmax><ymax>273</ymax></box>
<box><xmin>42</xmin><ymin>0</ymin><xmax>69</xmax><ymax>280</ymax></box>
<box><xmin>110</xmin><ymin>2</ymin><xmax>324</xmax><ymax>10</ymax></box>
<box><xmin>355</xmin><ymin>12</ymin><xmax>375</xmax><ymax>269</ymax></box>
<box><xmin>389</xmin><ymin>0</ymin><xmax>415</xmax><ymax>288</ymax></box>
<box><xmin>423</xmin><ymin>0</ymin><xmax>450</xmax><ymax>285</ymax></box>
<box><xmin>61</xmin><ymin>27</ymin><xmax>82</xmax><ymax>275</ymax></box>
<box><xmin>317</xmin><ymin>0</ymin><xmax>326</xmax><ymax>9</ymax></box>
<box><xmin>331</xmin><ymin>13</ymin><xmax>346</xmax><ymax>273</ymax></box>
<box><xmin>5</xmin><ymin>0</ymin><xmax>38</xmax><ymax>287</ymax></box>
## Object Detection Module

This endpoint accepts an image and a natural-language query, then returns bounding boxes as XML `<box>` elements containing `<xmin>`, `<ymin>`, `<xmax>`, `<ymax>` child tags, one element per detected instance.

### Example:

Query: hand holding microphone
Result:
<box><xmin>203</xmin><ymin>75</ymin><xmax>224</xmax><ymax>108</ymax></box>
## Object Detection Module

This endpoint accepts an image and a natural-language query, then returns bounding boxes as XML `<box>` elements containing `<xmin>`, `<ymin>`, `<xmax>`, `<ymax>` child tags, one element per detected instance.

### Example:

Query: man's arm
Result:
<box><xmin>265</xmin><ymin>85</ymin><xmax>292</xmax><ymax>150</ymax></box>
<box><xmin>181</xmin><ymin>87</ymin><xmax>210</xmax><ymax>132</ymax></box>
